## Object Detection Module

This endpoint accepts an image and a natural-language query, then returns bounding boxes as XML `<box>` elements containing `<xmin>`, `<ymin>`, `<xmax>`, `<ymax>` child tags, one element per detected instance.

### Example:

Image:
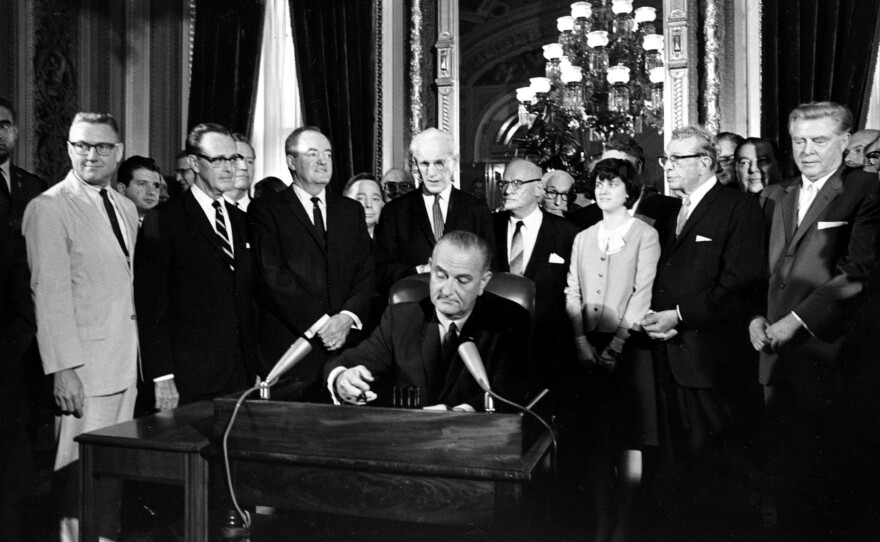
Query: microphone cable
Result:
<box><xmin>221</xmin><ymin>383</ymin><xmax>262</xmax><ymax>531</ymax></box>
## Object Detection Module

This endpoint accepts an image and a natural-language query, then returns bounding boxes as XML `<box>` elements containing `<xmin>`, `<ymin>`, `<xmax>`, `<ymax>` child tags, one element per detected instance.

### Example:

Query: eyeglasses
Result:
<box><xmin>416</xmin><ymin>159</ymin><xmax>450</xmax><ymax>171</ymax></box>
<box><xmin>866</xmin><ymin>151</ymin><xmax>880</xmax><ymax>165</ymax></box>
<box><xmin>543</xmin><ymin>189</ymin><xmax>570</xmax><ymax>201</ymax></box>
<box><xmin>383</xmin><ymin>182</ymin><xmax>415</xmax><ymax>193</ymax></box>
<box><xmin>0</xmin><ymin>120</ymin><xmax>15</xmax><ymax>132</ymax></box>
<box><xmin>497</xmin><ymin>178</ymin><xmax>541</xmax><ymax>191</ymax></box>
<box><xmin>68</xmin><ymin>140</ymin><xmax>119</xmax><ymax>156</ymax></box>
<box><xmin>736</xmin><ymin>157</ymin><xmax>774</xmax><ymax>169</ymax></box>
<box><xmin>192</xmin><ymin>153</ymin><xmax>244</xmax><ymax>169</ymax></box>
<box><xmin>716</xmin><ymin>156</ymin><xmax>735</xmax><ymax>167</ymax></box>
<box><xmin>658</xmin><ymin>154</ymin><xmax>704</xmax><ymax>167</ymax></box>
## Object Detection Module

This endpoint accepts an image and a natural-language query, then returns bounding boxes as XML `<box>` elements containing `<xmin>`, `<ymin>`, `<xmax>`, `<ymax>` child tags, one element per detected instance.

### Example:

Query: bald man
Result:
<box><xmin>492</xmin><ymin>159</ymin><xmax>579</xmax><ymax>384</ymax></box>
<box><xmin>844</xmin><ymin>129</ymin><xmax>880</xmax><ymax>172</ymax></box>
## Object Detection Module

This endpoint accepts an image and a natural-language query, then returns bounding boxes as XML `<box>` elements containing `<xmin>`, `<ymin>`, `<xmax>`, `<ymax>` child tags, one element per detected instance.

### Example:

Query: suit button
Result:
<box><xmin>130</xmin><ymin>315</ymin><xmax>136</xmax><ymax>320</ymax></box>
<box><xmin>658</xmin><ymin>289</ymin><xmax>666</xmax><ymax>294</ymax></box>
<box><xmin>596</xmin><ymin>289</ymin><xmax>601</xmax><ymax>294</ymax></box>
<box><xmin>779</xmin><ymin>284</ymin><xmax>785</xmax><ymax>289</ymax></box>
<box><xmin>600</xmin><ymin>257</ymin><xmax>606</xmax><ymax>261</ymax></box>
<box><xmin>598</xmin><ymin>273</ymin><xmax>603</xmax><ymax>278</ymax></box>
<box><xmin>594</xmin><ymin>308</ymin><xmax>599</xmax><ymax>312</ymax></box>
<box><xmin>666</xmin><ymin>262</ymin><xmax>672</xmax><ymax>267</ymax></box>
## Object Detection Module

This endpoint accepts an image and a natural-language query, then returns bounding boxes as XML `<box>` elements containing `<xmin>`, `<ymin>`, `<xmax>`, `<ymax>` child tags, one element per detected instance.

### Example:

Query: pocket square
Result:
<box><xmin>817</xmin><ymin>221</ymin><xmax>847</xmax><ymax>230</ymax></box>
<box><xmin>695</xmin><ymin>235</ymin><xmax>712</xmax><ymax>242</ymax></box>
<box><xmin>548</xmin><ymin>253</ymin><xmax>565</xmax><ymax>264</ymax></box>
<box><xmin>245</xmin><ymin>242</ymin><xmax>251</xmax><ymax>249</ymax></box>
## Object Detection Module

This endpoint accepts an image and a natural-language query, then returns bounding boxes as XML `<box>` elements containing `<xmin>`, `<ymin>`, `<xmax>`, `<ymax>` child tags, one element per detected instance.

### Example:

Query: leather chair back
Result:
<box><xmin>389</xmin><ymin>272</ymin><xmax>536</xmax><ymax>320</ymax></box>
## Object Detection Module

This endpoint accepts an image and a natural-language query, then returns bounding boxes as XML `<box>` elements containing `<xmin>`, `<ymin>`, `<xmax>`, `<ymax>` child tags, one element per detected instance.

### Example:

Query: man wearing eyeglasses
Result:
<box><xmin>136</xmin><ymin>123</ymin><xmax>257</xmax><ymax>409</ymax></box>
<box><xmin>714</xmin><ymin>132</ymin><xmax>745</xmax><ymax>187</ymax></box>
<box><xmin>380</xmin><ymin>167</ymin><xmax>416</xmax><ymax>201</ymax></box>
<box><xmin>22</xmin><ymin>112</ymin><xmax>138</xmax><ymax>542</ymax></box>
<box><xmin>375</xmin><ymin>128</ymin><xmax>495</xmax><ymax>291</ymax></box>
<box><xmin>641</xmin><ymin>126</ymin><xmax>764</xmax><ymax>520</ymax></box>
<box><xmin>843</xmin><ymin>128</ymin><xmax>880</xmax><ymax>172</ymax></box>
<box><xmin>540</xmin><ymin>169</ymin><xmax>575</xmax><ymax>217</ymax></box>
<box><xmin>249</xmin><ymin>126</ymin><xmax>374</xmax><ymax>399</ymax></box>
<box><xmin>0</xmin><ymin>97</ymin><xmax>47</xmax><ymax>231</ymax></box>
<box><xmin>751</xmin><ymin>102</ymin><xmax>880</xmax><ymax>534</ymax></box>
<box><xmin>491</xmin><ymin>159</ymin><xmax>578</xmax><ymax>383</ymax></box>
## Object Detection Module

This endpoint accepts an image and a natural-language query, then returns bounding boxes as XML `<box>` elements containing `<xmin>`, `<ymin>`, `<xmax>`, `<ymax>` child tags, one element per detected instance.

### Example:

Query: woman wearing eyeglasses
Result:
<box><xmin>565</xmin><ymin>158</ymin><xmax>661</xmax><ymax>542</ymax></box>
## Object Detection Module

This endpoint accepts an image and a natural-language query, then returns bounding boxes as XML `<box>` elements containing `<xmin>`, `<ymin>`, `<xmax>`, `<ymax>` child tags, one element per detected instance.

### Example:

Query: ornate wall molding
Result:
<box><xmin>703</xmin><ymin>0</ymin><xmax>720</xmax><ymax>133</ymax></box>
<box><xmin>374</xmin><ymin>0</ymin><xmax>383</xmax><ymax>177</ymax></box>
<box><xmin>665</xmin><ymin>4</ymin><xmax>689</xmax><ymax>134</ymax></box>
<box><xmin>409</xmin><ymin>0</ymin><xmax>423</xmax><ymax>140</ymax></box>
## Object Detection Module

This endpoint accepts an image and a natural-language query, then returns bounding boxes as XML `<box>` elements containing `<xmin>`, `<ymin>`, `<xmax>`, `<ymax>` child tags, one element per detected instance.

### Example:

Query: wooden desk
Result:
<box><xmin>75</xmin><ymin>401</ymin><xmax>214</xmax><ymax>542</ymax></box>
<box><xmin>211</xmin><ymin>399</ymin><xmax>554</xmax><ymax>526</ymax></box>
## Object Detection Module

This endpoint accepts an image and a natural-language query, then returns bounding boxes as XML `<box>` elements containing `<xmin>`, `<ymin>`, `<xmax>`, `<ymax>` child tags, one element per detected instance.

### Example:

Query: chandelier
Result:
<box><xmin>514</xmin><ymin>1</ymin><xmax>665</xmax><ymax>181</ymax></box>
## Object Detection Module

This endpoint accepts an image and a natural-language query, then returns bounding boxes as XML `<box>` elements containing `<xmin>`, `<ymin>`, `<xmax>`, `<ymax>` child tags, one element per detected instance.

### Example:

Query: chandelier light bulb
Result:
<box><xmin>606</xmin><ymin>65</ymin><xmax>631</xmax><ymax>85</ymax></box>
<box><xmin>649</xmin><ymin>67</ymin><xmax>665</xmax><ymax>84</ymax></box>
<box><xmin>570</xmin><ymin>1</ymin><xmax>592</xmax><ymax>19</ymax></box>
<box><xmin>611</xmin><ymin>0</ymin><xmax>634</xmax><ymax>15</ymax></box>
<box><xmin>559</xmin><ymin>57</ymin><xmax>573</xmax><ymax>71</ymax></box>
<box><xmin>516</xmin><ymin>86</ymin><xmax>536</xmax><ymax>103</ymax></box>
<box><xmin>561</xmin><ymin>66</ymin><xmax>583</xmax><ymax>84</ymax></box>
<box><xmin>557</xmin><ymin>16</ymin><xmax>575</xmax><ymax>32</ymax></box>
<box><xmin>543</xmin><ymin>43</ymin><xmax>564</xmax><ymax>60</ymax></box>
<box><xmin>634</xmin><ymin>6</ymin><xmax>657</xmax><ymax>23</ymax></box>
<box><xmin>643</xmin><ymin>34</ymin><xmax>664</xmax><ymax>52</ymax></box>
<box><xmin>530</xmin><ymin>77</ymin><xmax>552</xmax><ymax>94</ymax></box>
<box><xmin>587</xmin><ymin>30</ymin><xmax>610</xmax><ymax>48</ymax></box>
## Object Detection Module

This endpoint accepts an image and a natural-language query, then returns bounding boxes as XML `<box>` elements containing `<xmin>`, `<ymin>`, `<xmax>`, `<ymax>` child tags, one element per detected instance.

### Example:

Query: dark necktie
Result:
<box><xmin>432</xmin><ymin>194</ymin><xmax>444</xmax><ymax>242</ymax></box>
<box><xmin>441</xmin><ymin>322</ymin><xmax>458</xmax><ymax>366</ymax></box>
<box><xmin>100</xmin><ymin>188</ymin><xmax>129</xmax><ymax>258</ymax></box>
<box><xmin>0</xmin><ymin>169</ymin><xmax>10</xmax><ymax>203</ymax></box>
<box><xmin>211</xmin><ymin>200</ymin><xmax>235</xmax><ymax>271</ymax></box>
<box><xmin>311</xmin><ymin>196</ymin><xmax>326</xmax><ymax>243</ymax></box>
<box><xmin>509</xmin><ymin>220</ymin><xmax>525</xmax><ymax>274</ymax></box>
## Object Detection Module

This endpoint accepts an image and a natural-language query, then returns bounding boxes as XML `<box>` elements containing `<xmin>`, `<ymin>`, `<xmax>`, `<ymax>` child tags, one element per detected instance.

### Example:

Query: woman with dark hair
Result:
<box><xmin>734</xmin><ymin>137</ymin><xmax>781</xmax><ymax>195</ymax></box>
<box><xmin>565</xmin><ymin>158</ymin><xmax>661</xmax><ymax>542</ymax></box>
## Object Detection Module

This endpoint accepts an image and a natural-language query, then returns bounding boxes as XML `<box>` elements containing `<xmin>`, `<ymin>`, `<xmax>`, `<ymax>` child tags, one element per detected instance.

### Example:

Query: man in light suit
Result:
<box><xmin>137</xmin><ymin>123</ymin><xmax>258</xmax><ymax>408</ymax></box>
<box><xmin>641</xmin><ymin>126</ymin><xmax>765</xmax><ymax>521</ymax></box>
<box><xmin>491</xmin><ymin>158</ymin><xmax>578</xmax><ymax>378</ymax></box>
<box><xmin>374</xmin><ymin>128</ymin><xmax>495</xmax><ymax>291</ymax></box>
<box><xmin>249</xmin><ymin>126</ymin><xmax>374</xmax><ymax>400</ymax></box>
<box><xmin>751</xmin><ymin>102</ymin><xmax>880</xmax><ymax>533</ymax></box>
<box><xmin>23</xmin><ymin>112</ymin><xmax>138</xmax><ymax>542</ymax></box>
<box><xmin>326</xmin><ymin>231</ymin><xmax>530</xmax><ymax>411</ymax></box>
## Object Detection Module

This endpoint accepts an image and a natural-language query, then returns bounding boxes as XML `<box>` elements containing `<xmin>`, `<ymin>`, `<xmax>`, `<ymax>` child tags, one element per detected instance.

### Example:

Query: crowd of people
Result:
<box><xmin>1</xmin><ymin>96</ymin><xmax>879</xmax><ymax>541</ymax></box>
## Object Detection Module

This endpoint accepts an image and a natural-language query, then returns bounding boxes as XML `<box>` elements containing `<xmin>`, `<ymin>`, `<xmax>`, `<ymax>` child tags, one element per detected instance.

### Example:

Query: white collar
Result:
<box><xmin>291</xmin><ymin>182</ymin><xmax>327</xmax><ymax>208</ymax></box>
<box><xmin>421</xmin><ymin>183</ymin><xmax>453</xmax><ymax>202</ymax></box>
<box><xmin>509</xmin><ymin>206</ymin><xmax>542</xmax><ymax>229</ymax></box>
<box><xmin>684</xmin><ymin>175</ymin><xmax>717</xmax><ymax>209</ymax></box>
<box><xmin>800</xmin><ymin>170</ymin><xmax>835</xmax><ymax>192</ymax></box>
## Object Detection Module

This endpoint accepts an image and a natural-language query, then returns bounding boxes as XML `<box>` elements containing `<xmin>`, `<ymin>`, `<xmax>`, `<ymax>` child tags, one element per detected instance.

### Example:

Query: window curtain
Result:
<box><xmin>188</xmin><ymin>0</ymin><xmax>266</xmax><ymax>134</ymax></box>
<box><xmin>289</xmin><ymin>0</ymin><xmax>376</xmax><ymax>194</ymax></box>
<box><xmin>762</xmin><ymin>0</ymin><xmax>880</xmax><ymax>170</ymax></box>
<box><xmin>252</xmin><ymin>0</ymin><xmax>304</xmax><ymax>185</ymax></box>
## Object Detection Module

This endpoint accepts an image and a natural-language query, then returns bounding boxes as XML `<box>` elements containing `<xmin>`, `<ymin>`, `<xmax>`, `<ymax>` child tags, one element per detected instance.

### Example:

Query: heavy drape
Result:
<box><xmin>188</xmin><ymin>0</ymin><xmax>266</xmax><ymax>134</ymax></box>
<box><xmin>289</xmin><ymin>0</ymin><xmax>376</xmax><ymax>194</ymax></box>
<box><xmin>762</xmin><ymin>0</ymin><xmax>880</xmax><ymax>168</ymax></box>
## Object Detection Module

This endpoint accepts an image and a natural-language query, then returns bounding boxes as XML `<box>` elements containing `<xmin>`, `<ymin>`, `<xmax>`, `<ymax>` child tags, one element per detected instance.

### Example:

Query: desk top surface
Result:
<box><xmin>75</xmin><ymin>401</ymin><xmax>213</xmax><ymax>453</ymax></box>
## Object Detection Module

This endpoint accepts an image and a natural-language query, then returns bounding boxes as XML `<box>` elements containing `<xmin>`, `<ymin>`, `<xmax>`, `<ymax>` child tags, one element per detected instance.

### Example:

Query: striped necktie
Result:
<box><xmin>212</xmin><ymin>200</ymin><xmax>235</xmax><ymax>271</ymax></box>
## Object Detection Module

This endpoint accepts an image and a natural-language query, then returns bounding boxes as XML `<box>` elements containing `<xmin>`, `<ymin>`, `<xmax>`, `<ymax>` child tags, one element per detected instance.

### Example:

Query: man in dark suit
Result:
<box><xmin>326</xmin><ymin>231</ymin><xmax>530</xmax><ymax>411</ymax></box>
<box><xmin>491</xmin><ymin>159</ymin><xmax>578</xmax><ymax>375</ymax></box>
<box><xmin>0</xmin><ymin>210</ymin><xmax>36</xmax><ymax>542</ymax></box>
<box><xmin>249</xmin><ymin>127</ymin><xmax>374</xmax><ymax>399</ymax></box>
<box><xmin>567</xmin><ymin>134</ymin><xmax>679</xmax><ymax>238</ymax></box>
<box><xmin>374</xmin><ymin>128</ymin><xmax>494</xmax><ymax>291</ymax></box>
<box><xmin>641</xmin><ymin>126</ymin><xmax>765</xmax><ymax>518</ymax></box>
<box><xmin>751</xmin><ymin>102</ymin><xmax>880</xmax><ymax>532</ymax></box>
<box><xmin>0</xmin><ymin>97</ymin><xmax>48</xmax><ymax>232</ymax></box>
<box><xmin>137</xmin><ymin>123</ymin><xmax>257</xmax><ymax>407</ymax></box>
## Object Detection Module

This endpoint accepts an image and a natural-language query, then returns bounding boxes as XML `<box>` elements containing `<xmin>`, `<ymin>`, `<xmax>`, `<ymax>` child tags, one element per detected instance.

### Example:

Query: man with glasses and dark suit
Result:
<box><xmin>374</xmin><ymin>128</ymin><xmax>495</xmax><ymax>291</ymax></box>
<box><xmin>540</xmin><ymin>169</ymin><xmax>575</xmax><ymax>217</ymax></box>
<box><xmin>23</xmin><ymin>112</ymin><xmax>138</xmax><ymax>542</ymax></box>
<box><xmin>137</xmin><ymin>123</ymin><xmax>258</xmax><ymax>408</ymax></box>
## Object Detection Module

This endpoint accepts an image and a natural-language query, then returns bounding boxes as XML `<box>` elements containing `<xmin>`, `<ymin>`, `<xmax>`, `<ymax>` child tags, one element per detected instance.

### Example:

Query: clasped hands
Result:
<box><xmin>318</xmin><ymin>313</ymin><xmax>354</xmax><ymax>351</ymax></box>
<box><xmin>749</xmin><ymin>313</ymin><xmax>802</xmax><ymax>353</ymax></box>
<box><xmin>641</xmin><ymin>310</ymin><xmax>679</xmax><ymax>341</ymax></box>
<box><xmin>575</xmin><ymin>335</ymin><xmax>625</xmax><ymax>371</ymax></box>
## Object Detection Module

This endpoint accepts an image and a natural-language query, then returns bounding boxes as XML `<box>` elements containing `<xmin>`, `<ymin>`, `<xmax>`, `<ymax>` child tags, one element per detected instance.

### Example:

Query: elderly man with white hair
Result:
<box><xmin>374</xmin><ymin>128</ymin><xmax>495</xmax><ymax>290</ymax></box>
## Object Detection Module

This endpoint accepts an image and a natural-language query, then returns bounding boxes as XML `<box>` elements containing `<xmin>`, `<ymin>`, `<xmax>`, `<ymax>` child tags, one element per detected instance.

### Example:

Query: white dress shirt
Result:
<box><xmin>73</xmin><ymin>173</ymin><xmax>130</xmax><ymax>251</ymax></box>
<box><xmin>225</xmin><ymin>193</ymin><xmax>251</xmax><ymax>212</ymax></box>
<box><xmin>797</xmin><ymin>171</ymin><xmax>833</xmax><ymax>226</ymax></box>
<box><xmin>421</xmin><ymin>184</ymin><xmax>452</xmax><ymax>234</ymax></box>
<box><xmin>681</xmin><ymin>175</ymin><xmax>718</xmax><ymax>221</ymax></box>
<box><xmin>190</xmin><ymin>183</ymin><xmax>234</xmax><ymax>253</ymax></box>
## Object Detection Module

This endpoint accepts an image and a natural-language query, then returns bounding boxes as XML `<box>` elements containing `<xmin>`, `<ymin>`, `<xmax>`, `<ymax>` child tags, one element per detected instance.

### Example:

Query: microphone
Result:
<box><xmin>263</xmin><ymin>336</ymin><xmax>313</xmax><ymax>387</ymax></box>
<box><xmin>457</xmin><ymin>340</ymin><xmax>490</xmax><ymax>392</ymax></box>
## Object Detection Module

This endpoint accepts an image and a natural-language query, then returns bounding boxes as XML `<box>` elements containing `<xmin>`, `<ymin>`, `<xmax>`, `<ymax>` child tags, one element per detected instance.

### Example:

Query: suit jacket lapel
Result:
<box><xmin>790</xmin><ymin>170</ymin><xmax>843</xmax><ymax>248</ymax></box>
<box><xmin>183</xmin><ymin>190</ymin><xmax>230</xmax><ymax>263</ymax></box>
<box><xmin>63</xmin><ymin>173</ymin><xmax>129</xmax><ymax>268</ymax></box>
<box><xmin>524</xmin><ymin>213</ymin><xmax>552</xmax><ymax>279</ymax></box>
<box><xmin>672</xmin><ymin>182</ymin><xmax>720</xmax><ymax>249</ymax></box>
<box><xmin>411</xmin><ymin>192</ymin><xmax>436</xmax><ymax>247</ymax></box>
<box><xmin>419</xmin><ymin>301</ymin><xmax>442</xmax><ymax>397</ymax></box>
<box><xmin>769</xmin><ymin>184</ymin><xmax>797</xmax><ymax>271</ymax></box>
<box><xmin>284</xmin><ymin>187</ymin><xmax>327</xmax><ymax>254</ymax></box>
<box><xmin>495</xmin><ymin>211</ymin><xmax>511</xmax><ymax>272</ymax></box>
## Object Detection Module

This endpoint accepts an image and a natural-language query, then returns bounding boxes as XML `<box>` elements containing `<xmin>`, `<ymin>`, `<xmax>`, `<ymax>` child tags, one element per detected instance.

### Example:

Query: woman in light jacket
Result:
<box><xmin>565</xmin><ymin>158</ymin><xmax>661</xmax><ymax>542</ymax></box>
